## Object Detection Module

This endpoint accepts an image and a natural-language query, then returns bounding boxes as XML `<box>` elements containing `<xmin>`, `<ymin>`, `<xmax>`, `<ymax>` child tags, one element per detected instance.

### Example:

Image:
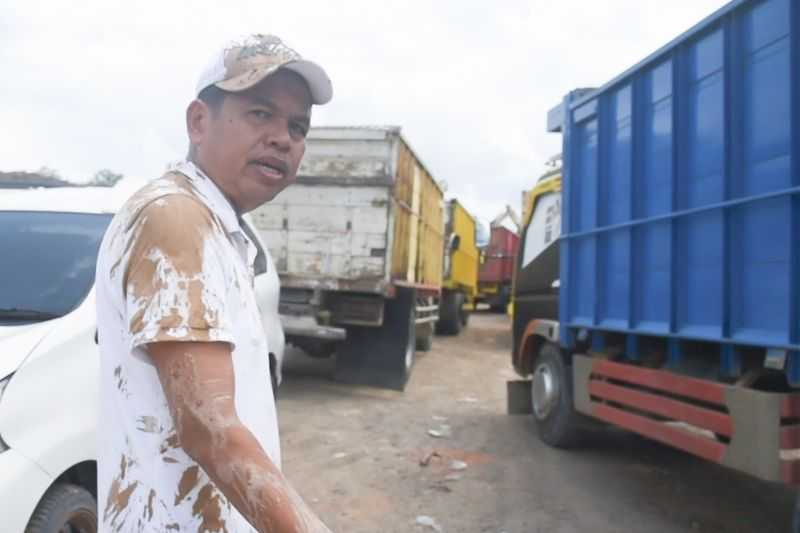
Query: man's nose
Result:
<box><xmin>266</xmin><ymin>122</ymin><xmax>291</xmax><ymax>152</ymax></box>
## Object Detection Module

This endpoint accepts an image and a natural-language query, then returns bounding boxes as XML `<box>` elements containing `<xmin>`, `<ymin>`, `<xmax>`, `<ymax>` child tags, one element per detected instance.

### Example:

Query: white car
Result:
<box><xmin>0</xmin><ymin>185</ymin><xmax>284</xmax><ymax>532</ymax></box>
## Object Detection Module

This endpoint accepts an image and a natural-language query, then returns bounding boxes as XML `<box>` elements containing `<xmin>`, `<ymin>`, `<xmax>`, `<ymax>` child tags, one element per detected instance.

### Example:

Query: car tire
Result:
<box><xmin>531</xmin><ymin>342</ymin><xmax>582</xmax><ymax>448</ymax></box>
<box><xmin>25</xmin><ymin>483</ymin><xmax>97</xmax><ymax>533</ymax></box>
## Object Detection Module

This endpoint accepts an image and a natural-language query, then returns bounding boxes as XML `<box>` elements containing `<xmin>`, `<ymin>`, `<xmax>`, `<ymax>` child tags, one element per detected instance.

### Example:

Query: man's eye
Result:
<box><xmin>290</xmin><ymin>123</ymin><xmax>308</xmax><ymax>138</ymax></box>
<box><xmin>253</xmin><ymin>110</ymin><xmax>272</xmax><ymax>119</ymax></box>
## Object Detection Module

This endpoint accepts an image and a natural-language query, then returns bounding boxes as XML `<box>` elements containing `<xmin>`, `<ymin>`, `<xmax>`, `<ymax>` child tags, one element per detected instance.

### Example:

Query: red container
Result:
<box><xmin>479</xmin><ymin>227</ymin><xmax>519</xmax><ymax>284</ymax></box>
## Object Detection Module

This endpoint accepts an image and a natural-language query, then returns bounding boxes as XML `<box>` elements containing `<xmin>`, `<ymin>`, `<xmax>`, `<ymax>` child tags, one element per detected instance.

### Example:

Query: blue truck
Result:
<box><xmin>512</xmin><ymin>0</ymin><xmax>800</xmax><ymax>526</ymax></box>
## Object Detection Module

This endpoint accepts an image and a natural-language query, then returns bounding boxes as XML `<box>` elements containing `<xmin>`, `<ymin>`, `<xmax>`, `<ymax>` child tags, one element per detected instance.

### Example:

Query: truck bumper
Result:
<box><xmin>0</xmin><ymin>447</ymin><xmax>54</xmax><ymax>532</ymax></box>
<box><xmin>572</xmin><ymin>354</ymin><xmax>800</xmax><ymax>485</ymax></box>
<box><xmin>281</xmin><ymin>315</ymin><xmax>347</xmax><ymax>341</ymax></box>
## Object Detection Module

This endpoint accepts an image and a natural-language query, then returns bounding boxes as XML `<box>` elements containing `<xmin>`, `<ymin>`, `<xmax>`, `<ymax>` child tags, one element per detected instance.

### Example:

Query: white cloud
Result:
<box><xmin>1</xmin><ymin>0</ymin><xmax>729</xmax><ymax>224</ymax></box>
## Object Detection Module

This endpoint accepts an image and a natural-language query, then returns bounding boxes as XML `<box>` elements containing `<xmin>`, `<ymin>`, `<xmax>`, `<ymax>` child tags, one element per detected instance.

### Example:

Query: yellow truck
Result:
<box><xmin>437</xmin><ymin>199</ymin><xmax>479</xmax><ymax>335</ymax></box>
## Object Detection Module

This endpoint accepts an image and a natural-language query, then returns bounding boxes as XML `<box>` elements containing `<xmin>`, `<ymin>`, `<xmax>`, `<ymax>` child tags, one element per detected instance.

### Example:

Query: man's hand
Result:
<box><xmin>148</xmin><ymin>341</ymin><xmax>331</xmax><ymax>533</ymax></box>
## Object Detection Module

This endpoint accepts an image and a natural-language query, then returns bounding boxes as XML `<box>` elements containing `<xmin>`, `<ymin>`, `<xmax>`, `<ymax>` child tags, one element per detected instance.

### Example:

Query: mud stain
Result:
<box><xmin>144</xmin><ymin>489</ymin><xmax>156</xmax><ymax>522</ymax></box>
<box><xmin>192</xmin><ymin>483</ymin><xmax>228</xmax><ymax>533</ymax></box>
<box><xmin>175</xmin><ymin>465</ymin><xmax>201</xmax><ymax>506</ymax></box>
<box><xmin>161</xmin><ymin>433</ymin><xmax>180</xmax><ymax>454</ymax></box>
<box><xmin>103</xmin><ymin>477</ymin><xmax>140</xmax><ymax>528</ymax></box>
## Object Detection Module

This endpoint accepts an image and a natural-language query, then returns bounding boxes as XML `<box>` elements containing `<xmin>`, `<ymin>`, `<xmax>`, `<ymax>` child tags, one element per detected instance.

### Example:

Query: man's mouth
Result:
<box><xmin>252</xmin><ymin>157</ymin><xmax>289</xmax><ymax>180</ymax></box>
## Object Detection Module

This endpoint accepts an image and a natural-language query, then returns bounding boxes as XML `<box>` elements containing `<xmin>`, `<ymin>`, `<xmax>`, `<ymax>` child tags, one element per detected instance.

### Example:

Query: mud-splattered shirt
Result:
<box><xmin>95</xmin><ymin>161</ymin><xmax>280</xmax><ymax>532</ymax></box>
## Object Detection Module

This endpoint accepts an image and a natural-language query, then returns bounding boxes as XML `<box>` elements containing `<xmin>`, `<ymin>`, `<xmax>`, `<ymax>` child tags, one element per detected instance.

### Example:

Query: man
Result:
<box><xmin>95</xmin><ymin>34</ymin><xmax>333</xmax><ymax>532</ymax></box>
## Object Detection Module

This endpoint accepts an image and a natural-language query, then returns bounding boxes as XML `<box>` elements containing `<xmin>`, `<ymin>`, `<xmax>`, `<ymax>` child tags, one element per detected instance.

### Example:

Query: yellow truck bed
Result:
<box><xmin>443</xmin><ymin>199</ymin><xmax>479</xmax><ymax>298</ymax></box>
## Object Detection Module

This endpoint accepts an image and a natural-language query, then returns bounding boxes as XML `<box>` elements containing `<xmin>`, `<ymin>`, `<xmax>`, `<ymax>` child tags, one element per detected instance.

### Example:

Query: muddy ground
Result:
<box><xmin>278</xmin><ymin>312</ymin><xmax>796</xmax><ymax>533</ymax></box>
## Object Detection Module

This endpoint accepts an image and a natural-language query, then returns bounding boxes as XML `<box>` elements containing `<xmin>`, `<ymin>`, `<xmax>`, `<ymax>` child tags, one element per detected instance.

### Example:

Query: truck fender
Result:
<box><xmin>516</xmin><ymin>319</ymin><xmax>560</xmax><ymax>376</ymax></box>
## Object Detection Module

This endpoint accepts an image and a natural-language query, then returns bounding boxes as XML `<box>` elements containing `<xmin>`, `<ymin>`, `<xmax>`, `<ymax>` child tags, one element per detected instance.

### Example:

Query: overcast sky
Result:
<box><xmin>0</xmin><ymin>0</ymin><xmax>730</xmax><ymax>226</ymax></box>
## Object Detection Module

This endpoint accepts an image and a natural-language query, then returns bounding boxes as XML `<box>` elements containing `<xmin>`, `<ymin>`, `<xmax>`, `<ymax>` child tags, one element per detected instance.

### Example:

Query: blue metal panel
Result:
<box><xmin>569</xmin><ymin>236</ymin><xmax>596</xmax><ymax>326</ymax></box>
<box><xmin>639</xmin><ymin>61</ymin><xmax>673</xmax><ymax>219</ymax></box>
<box><xmin>602</xmin><ymin>86</ymin><xmax>633</xmax><ymax>225</ymax></box>
<box><xmin>573</xmin><ymin>118</ymin><xmax>599</xmax><ymax>232</ymax></box>
<box><xmin>683</xmin><ymin>30</ymin><xmax>725</xmax><ymax>209</ymax></box>
<box><xmin>730</xmin><ymin>197</ymin><xmax>791</xmax><ymax>344</ymax></box>
<box><xmin>739</xmin><ymin>0</ymin><xmax>791</xmax><ymax>197</ymax></box>
<box><xmin>633</xmin><ymin>221</ymin><xmax>671</xmax><ymax>333</ymax></box>
<box><xmin>574</xmin><ymin>99</ymin><xmax>599</xmax><ymax>124</ymax></box>
<box><xmin>557</xmin><ymin>0</ymin><xmax>798</xmax><ymax>368</ymax></box>
<box><xmin>599</xmin><ymin>229</ymin><xmax>631</xmax><ymax>328</ymax></box>
<box><xmin>676</xmin><ymin>212</ymin><xmax>724</xmax><ymax>338</ymax></box>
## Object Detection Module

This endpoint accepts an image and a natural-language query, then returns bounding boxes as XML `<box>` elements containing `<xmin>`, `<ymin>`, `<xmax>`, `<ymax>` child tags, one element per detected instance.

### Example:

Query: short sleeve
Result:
<box><xmin>122</xmin><ymin>194</ymin><xmax>235</xmax><ymax>351</ymax></box>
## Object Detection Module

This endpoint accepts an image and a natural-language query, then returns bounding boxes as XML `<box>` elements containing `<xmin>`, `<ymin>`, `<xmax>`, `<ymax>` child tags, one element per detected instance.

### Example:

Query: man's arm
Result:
<box><xmin>148</xmin><ymin>341</ymin><xmax>330</xmax><ymax>533</ymax></box>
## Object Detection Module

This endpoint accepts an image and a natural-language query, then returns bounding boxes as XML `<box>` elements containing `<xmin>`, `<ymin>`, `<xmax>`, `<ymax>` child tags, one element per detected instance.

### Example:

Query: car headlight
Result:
<box><xmin>0</xmin><ymin>374</ymin><xmax>11</xmax><ymax>453</ymax></box>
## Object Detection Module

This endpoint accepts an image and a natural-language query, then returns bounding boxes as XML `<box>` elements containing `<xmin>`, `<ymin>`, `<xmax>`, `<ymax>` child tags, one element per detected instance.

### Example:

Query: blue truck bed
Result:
<box><xmin>551</xmin><ymin>0</ymin><xmax>797</xmax><ymax>382</ymax></box>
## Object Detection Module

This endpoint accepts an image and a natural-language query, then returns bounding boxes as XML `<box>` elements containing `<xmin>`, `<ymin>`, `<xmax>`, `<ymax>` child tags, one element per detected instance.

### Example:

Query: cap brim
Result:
<box><xmin>214</xmin><ymin>60</ymin><xmax>332</xmax><ymax>105</ymax></box>
<box><xmin>283</xmin><ymin>60</ymin><xmax>333</xmax><ymax>105</ymax></box>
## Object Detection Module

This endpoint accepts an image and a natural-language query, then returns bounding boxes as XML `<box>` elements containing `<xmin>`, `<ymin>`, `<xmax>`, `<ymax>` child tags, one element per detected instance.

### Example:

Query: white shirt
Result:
<box><xmin>95</xmin><ymin>161</ymin><xmax>279</xmax><ymax>532</ymax></box>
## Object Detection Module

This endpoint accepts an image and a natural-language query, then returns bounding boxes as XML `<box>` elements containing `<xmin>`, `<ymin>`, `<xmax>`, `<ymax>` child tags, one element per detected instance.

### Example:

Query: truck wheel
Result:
<box><xmin>490</xmin><ymin>295</ymin><xmax>508</xmax><ymax>313</ymax></box>
<box><xmin>460</xmin><ymin>304</ymin><xmax>470</xmax><ymax>327</ymax></box>
<box><xmin>416</xmin><ymin>323</ymin><xmax>434</xmax><ymax>352</ymax></box>
<box><xmin>25</xmin><ymin>483</ymin><xmax>97</xmax><ymax>533</ymax></box>
<box><xmin>334</xmin><ymin>287</ymin><xmax>416</xmax><ymax>390</ymax></box>
<box><xmin>436</xmin><ymin>291</ymin><xmax>464</xmax><ymax>335</ymax></box>
<box><xmin>490</xmin><ymin>286</ymin><xmax>510</xmax><ymax>313</ymax></box>
<box><xmin>531</xmin><ymin>342</ymin><xmax>582</xmax><ymax>448</ymax></box>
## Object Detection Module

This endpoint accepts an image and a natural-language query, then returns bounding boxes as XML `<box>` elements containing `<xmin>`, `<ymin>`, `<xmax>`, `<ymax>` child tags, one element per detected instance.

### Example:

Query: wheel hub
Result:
<box><xmin>532</xmin><ymin>362</ymin><xmax>559</xmax><ymax>420</ymax></box>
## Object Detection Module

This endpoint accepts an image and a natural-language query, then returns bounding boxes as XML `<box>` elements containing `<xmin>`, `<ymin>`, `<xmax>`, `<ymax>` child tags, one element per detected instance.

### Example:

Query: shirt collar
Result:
<box><xmin>168</xmin><ymin>160</ymin><xmax>244</xmax><ymax>237</ymax></box>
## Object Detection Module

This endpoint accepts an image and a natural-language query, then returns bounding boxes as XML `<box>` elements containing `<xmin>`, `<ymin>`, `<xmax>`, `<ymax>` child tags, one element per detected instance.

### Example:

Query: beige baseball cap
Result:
<box><xmin>196</xmin><ymin>34</ymin><xmax>332</xmax><ymax>105</ymax></box>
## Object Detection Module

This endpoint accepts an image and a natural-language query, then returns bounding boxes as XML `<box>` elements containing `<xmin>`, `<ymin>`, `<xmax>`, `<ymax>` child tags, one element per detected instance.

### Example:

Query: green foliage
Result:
<box><xmin>91</xmin><ymin>169</ymin><xmax>124</xmax><ymax>187</ymax></box>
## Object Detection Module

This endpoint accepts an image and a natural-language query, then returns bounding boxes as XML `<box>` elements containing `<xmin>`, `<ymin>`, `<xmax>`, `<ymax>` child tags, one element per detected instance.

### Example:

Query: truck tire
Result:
<box><xmin>416</xmin><ymin>323</ymin><xmax>434</xmax><ymax>352</ymax></box>
<box><xmin>25</xmin><ymin>483</ymin><xmax>97</xmax><ymax>533</ymax></box>
<box><xmin>490</xmin><ymin>288</ymin><xmax>509</xmax><ymax>313</ymax></box>
<box><xmin>334</xmin><ymin>287</ymin><xmax>416</xmax><ymax>390</ymax></box>
<box><xmin>460</xmin><ymin>304</ymin><xmax>470</xmax><ymax>327</ymax></box>
<box><xmin>436</xmin><ymin>291</ymin><xmax>464</xmax><ymax>335</ymax></box>
<box><xmin>531</xmin><ymin>342</ymin><xmax>582</xmax><ymax>448</ymax></box>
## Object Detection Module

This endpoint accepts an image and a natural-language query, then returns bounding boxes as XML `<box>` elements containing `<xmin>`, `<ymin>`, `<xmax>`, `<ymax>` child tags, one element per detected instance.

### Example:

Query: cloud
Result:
<box><xmin>1</xmin><ymin>0</ymin><xmax>729</xmax><ymax>225</ymax></box>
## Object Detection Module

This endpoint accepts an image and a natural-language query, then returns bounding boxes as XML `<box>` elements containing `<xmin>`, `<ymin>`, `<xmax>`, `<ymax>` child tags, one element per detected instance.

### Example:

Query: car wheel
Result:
<box><xmin>25</xmin><ymin>483</ymin><xmax>97</xmax><ymax>533</ymax></box>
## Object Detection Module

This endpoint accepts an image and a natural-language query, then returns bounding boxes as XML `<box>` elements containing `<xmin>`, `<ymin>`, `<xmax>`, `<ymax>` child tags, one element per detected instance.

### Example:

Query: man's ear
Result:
<box><xmin>186</xmin><ymin>99</ymin><xmax>211</xmax><ymax>146</ymax></box>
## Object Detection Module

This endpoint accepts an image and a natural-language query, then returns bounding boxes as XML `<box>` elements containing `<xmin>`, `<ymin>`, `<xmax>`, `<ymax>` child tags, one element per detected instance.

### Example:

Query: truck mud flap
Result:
<box><xmin>334</xmin><ymin>287</ymin><xmax>416</xmax><ymax>391</ymax></box>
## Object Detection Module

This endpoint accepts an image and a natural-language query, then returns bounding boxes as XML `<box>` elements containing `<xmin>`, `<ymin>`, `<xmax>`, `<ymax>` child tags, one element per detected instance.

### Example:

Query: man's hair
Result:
<box><xmin>188</xmin><ymin>86</ymin><xmax>228</xmax><ymax>159</ymax></box>
<box><xmin>197</xmin><ymin>85</ymin><xmax>228</xmax><ymax>114</ymax></box>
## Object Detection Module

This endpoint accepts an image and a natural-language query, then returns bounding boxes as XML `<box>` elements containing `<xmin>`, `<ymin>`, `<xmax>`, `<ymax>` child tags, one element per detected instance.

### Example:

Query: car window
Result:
<box><xmin>0</xmin><ymin>211</ymin><xmax>112</xmax><ymax>321</ymax></box>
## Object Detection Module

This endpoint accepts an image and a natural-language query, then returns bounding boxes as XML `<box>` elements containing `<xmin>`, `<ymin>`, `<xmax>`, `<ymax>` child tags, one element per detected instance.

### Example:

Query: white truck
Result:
<box><xmin>250</xmin><ymin>126</ymin><xmax>446</xmax><ymax>390</ymax></box>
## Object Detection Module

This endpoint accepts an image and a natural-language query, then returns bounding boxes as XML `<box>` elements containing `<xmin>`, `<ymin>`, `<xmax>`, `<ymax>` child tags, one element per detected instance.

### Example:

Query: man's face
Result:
<box><xmin>189</xmin><ymin>69</ymin><xmax>312</xmax><ymax>212</ymax></box>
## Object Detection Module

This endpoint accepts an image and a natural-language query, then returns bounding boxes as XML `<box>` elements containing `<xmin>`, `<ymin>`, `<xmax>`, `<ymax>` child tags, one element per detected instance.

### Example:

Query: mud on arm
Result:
<box><xmin>148</xmin><ymin>341</ymin><xmax>332</xmax><ymax>533</ymax></box>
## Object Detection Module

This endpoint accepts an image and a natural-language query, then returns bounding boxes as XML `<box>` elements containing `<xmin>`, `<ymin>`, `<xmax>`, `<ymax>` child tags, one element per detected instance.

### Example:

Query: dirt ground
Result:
<box><xmin>278</xmin><ymin>312</ymin><xmax>797</xmax><ymax>533</ymax></box>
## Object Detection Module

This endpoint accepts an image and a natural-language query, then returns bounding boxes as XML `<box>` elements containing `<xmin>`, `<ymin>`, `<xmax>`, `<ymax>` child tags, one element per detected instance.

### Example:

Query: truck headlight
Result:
<box><xmin>0</xmin><ymin>374</ymin><xmax>12</xmax><ymax>453</ymax></box>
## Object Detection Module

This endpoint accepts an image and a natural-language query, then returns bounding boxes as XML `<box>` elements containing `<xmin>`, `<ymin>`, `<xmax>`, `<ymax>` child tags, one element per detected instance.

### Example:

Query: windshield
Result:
<box><xmin>0</xmin><ymin>211</ymin><xmax>112</xmax><ymax>321</ymax></box>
